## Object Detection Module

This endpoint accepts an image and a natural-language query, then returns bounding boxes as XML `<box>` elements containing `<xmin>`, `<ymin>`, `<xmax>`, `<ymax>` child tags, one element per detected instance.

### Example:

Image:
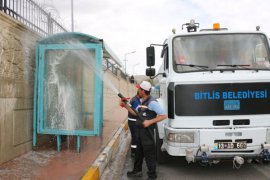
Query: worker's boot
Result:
<box><xmin>127</xmin><ymin>170</ymin><xmax>143</xmax><ymax>177</ymax></box>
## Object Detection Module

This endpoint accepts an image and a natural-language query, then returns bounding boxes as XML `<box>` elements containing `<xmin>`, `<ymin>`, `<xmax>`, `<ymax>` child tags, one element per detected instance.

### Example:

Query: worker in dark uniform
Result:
<box><xmin>121</xmin><ymin>81</ymin><xmax>167</xmax><ymax>180</ymax></box>
<box><xmin>128</xmin><ymin>91</ymin><xmax>140</xmax><ymax>157</ymax></box>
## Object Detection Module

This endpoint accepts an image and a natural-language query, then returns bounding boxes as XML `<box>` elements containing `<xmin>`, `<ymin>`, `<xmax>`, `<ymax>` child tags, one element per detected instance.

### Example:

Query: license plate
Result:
<box><xmin>214</xmin><ymin>142</ymin><xmax>247</xmax><ymax>150</ymax></box>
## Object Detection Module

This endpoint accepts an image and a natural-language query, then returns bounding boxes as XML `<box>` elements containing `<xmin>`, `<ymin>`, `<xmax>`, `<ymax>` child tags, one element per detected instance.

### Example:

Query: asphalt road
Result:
<box><xmin>100</xmin><ymin>132</ymin><xmax>270</xmax><ymax>180</ymax></box>
<box><xmin>121</xmin><ymin>150</ymin><xmax>270</xmax><ymax>180</ymax></box>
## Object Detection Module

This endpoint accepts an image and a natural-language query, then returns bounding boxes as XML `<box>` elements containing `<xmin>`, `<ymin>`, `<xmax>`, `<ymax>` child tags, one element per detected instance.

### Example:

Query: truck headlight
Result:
<box><xmin>167</xmin><ymin>132</ymin><xmax>194</xmax><ymax>143</ymax></box>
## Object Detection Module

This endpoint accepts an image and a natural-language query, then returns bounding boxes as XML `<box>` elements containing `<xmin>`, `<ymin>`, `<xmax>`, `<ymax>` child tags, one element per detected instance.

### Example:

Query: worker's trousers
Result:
<box><xmin>133</xmin><ymin>126</ymin><xmax>156</xmax><ymax>178</ymax></box>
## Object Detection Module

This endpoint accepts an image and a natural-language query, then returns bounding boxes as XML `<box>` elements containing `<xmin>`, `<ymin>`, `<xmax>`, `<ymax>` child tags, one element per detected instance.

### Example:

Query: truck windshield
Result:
<box><xmin>173</xmin><ymin>33</ymin><xmax>270</xmax><ymax>72</ymax></box>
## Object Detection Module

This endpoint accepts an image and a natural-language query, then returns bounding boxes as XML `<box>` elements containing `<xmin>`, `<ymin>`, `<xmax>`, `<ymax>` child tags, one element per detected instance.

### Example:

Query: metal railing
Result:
<box><xmin>0</xmin><ymin>0</ymin><xmax>67</xmax><ymax>36</ymax></box>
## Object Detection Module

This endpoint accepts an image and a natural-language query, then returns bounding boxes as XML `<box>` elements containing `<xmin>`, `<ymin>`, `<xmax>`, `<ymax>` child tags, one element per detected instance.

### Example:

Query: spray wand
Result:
<box><xmin>118</xmin><ymin>93</ymin><xmax>144</xmax><ymax>126</ymax></box>
<box><xmin>118</xmin><ymin>93</ymin><xmax>155</xmax><ymax>141</ymax></box>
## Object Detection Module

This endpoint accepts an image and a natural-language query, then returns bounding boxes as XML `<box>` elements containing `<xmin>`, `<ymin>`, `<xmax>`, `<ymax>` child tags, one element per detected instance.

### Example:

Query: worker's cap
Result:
<box><xmin>136</xmin><ymin>81</ymin><xmax>152</xmax><ymax>91</ymax></box>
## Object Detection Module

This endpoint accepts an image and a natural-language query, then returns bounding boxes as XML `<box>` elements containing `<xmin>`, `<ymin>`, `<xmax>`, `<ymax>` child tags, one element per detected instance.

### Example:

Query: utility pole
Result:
<box><xmin>71</xmin><ymin>0</ymin><xmax>74</xmax><ymax>32</ymax></box>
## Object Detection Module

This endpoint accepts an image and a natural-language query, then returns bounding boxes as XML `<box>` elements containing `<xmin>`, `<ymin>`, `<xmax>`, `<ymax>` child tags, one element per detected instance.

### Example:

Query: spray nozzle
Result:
<box><xmin>118</xmin><ymin>93</ymin><xmax>125</xmax><ymax>99</ymax></box>
<box><xmin>118</xmin><ymin>93</ymin><xmax>130</xmax><ymax>103</ymax></box>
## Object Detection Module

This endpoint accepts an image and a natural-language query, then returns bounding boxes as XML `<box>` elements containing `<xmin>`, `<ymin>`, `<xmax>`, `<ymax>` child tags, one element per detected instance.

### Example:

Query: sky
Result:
<box><xmin>37</xmin><ymin>0</ymin><xmax>270</xmax><ymax>75</ymax></box>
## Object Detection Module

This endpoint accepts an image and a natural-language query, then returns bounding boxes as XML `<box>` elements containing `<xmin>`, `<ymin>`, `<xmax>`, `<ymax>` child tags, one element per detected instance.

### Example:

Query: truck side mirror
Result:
<box><xmin>146</xmin><ymin>46</ymin><xmax>155</xmax><ymax>66</ymax></box>
<box><xmin>146</xmin><ymin>68</ymin><xmax>156</xmax><ymax>77</ymax></box>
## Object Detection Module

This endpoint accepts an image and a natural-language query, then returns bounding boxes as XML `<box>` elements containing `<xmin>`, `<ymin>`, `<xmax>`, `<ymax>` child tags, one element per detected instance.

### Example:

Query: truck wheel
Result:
<box><xmin>155</xmin><ymin>128</ymin><xmax>169</xmax><ymax>164</ymax></box>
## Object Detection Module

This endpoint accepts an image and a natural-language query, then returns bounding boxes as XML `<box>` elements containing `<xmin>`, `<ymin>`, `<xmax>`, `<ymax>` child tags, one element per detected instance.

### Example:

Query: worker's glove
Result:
<box><xmin>120</xmin><ymin>102</ymin><xmax>125</xmax><ymax>107</ymax></box>
<box><xmin>119</xmin><ymin>97</ymin><xmax>129</xmax><ymax>108</ymax></box>
<box><xmin>121</xmin><ymin>97</ymin><xmax>130</xmax><ymax>102</ymax></box>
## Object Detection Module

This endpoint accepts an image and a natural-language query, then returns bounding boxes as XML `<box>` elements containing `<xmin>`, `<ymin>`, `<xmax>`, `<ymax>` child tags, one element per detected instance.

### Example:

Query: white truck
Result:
<box><xmin>146</xmin><ymin>20</ymin><xmax>270</xmax><ymax>167</ymax></box>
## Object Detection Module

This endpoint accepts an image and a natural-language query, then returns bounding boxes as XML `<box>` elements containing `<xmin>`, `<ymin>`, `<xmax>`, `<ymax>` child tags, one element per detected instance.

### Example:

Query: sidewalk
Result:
<box><xmin>0</xmin><ymin>106</ymin><xmax>128</xmax><ymax>180</ymax></box>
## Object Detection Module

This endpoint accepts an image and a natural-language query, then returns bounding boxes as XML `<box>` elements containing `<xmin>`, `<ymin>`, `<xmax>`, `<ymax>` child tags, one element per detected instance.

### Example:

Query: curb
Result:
<box><xmin>81</xmin><ymin>120</ymin><xmax>129</xmax><ymax>180</ymax></box>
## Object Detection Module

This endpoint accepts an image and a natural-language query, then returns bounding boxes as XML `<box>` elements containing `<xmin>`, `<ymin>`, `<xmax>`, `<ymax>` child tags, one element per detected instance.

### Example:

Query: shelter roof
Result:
<box><xmin>38</xmin><ymin>32</ymin><xmax>122</xmax><ymax>67</ymax></box>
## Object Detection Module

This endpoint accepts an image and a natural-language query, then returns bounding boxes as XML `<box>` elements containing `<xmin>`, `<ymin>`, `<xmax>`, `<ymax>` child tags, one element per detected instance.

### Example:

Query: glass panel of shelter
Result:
<box><xmin>43</xmin><ymin>49</ymin><xmax>95</xmax><ymax>132</ymax></box>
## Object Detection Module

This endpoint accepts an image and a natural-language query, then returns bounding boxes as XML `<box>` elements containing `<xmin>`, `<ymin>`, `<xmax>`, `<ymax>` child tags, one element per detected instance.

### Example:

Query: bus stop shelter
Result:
<box><xmin>33</xmin><ymin>32</ymin><xmax>121</xmax><ymax>152</ymax></box>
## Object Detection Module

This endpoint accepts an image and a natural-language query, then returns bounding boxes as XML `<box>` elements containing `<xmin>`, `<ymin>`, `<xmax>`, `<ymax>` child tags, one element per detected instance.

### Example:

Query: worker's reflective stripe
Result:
<box><xmin>128</xmin><ymin>118</ymin><xmax>136</xmax><ymax>121</ymax></box>
<box><xmin>131</xmin><ymin>145</ymin><xmax>137</xmax><ymax>148</ymax></box>
<box><xmin>138</xmin><ymin>105</ymin><xmax>148</xmax><ymax>109</ymax></box>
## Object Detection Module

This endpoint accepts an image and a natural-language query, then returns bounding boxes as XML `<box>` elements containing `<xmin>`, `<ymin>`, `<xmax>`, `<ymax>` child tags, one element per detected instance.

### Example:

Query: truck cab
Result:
<box><xmin>146</xmin><ymin>20</ymin><xmax>270</xmax><ymax>167</ymax></box>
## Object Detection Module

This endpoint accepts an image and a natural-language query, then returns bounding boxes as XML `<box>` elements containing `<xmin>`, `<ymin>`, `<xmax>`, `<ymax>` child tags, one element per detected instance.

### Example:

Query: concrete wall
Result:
<box><xmin>0</xmin><ymin>12</ymin><xmax>135</xmax><ymax>165</ymax></box>
<box><xmin>0</xmin><ymin>12</ymin><xmax>39</xmax><ymax>165</ymax></box>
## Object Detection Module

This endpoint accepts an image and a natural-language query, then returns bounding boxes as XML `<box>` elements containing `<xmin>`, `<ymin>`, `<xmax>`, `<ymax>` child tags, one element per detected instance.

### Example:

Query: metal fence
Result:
<box><xmin>0</xmin><ymin>0</ymin><xmax>67</xmax><ymax>36</ymax></box>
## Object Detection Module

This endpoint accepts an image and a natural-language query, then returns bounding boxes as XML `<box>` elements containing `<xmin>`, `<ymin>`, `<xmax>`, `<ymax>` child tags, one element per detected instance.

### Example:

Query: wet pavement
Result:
<box><xmin>0</xmin><ymin>106</ymin><xmax>127</xmax><ymax>180</ymax></box>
